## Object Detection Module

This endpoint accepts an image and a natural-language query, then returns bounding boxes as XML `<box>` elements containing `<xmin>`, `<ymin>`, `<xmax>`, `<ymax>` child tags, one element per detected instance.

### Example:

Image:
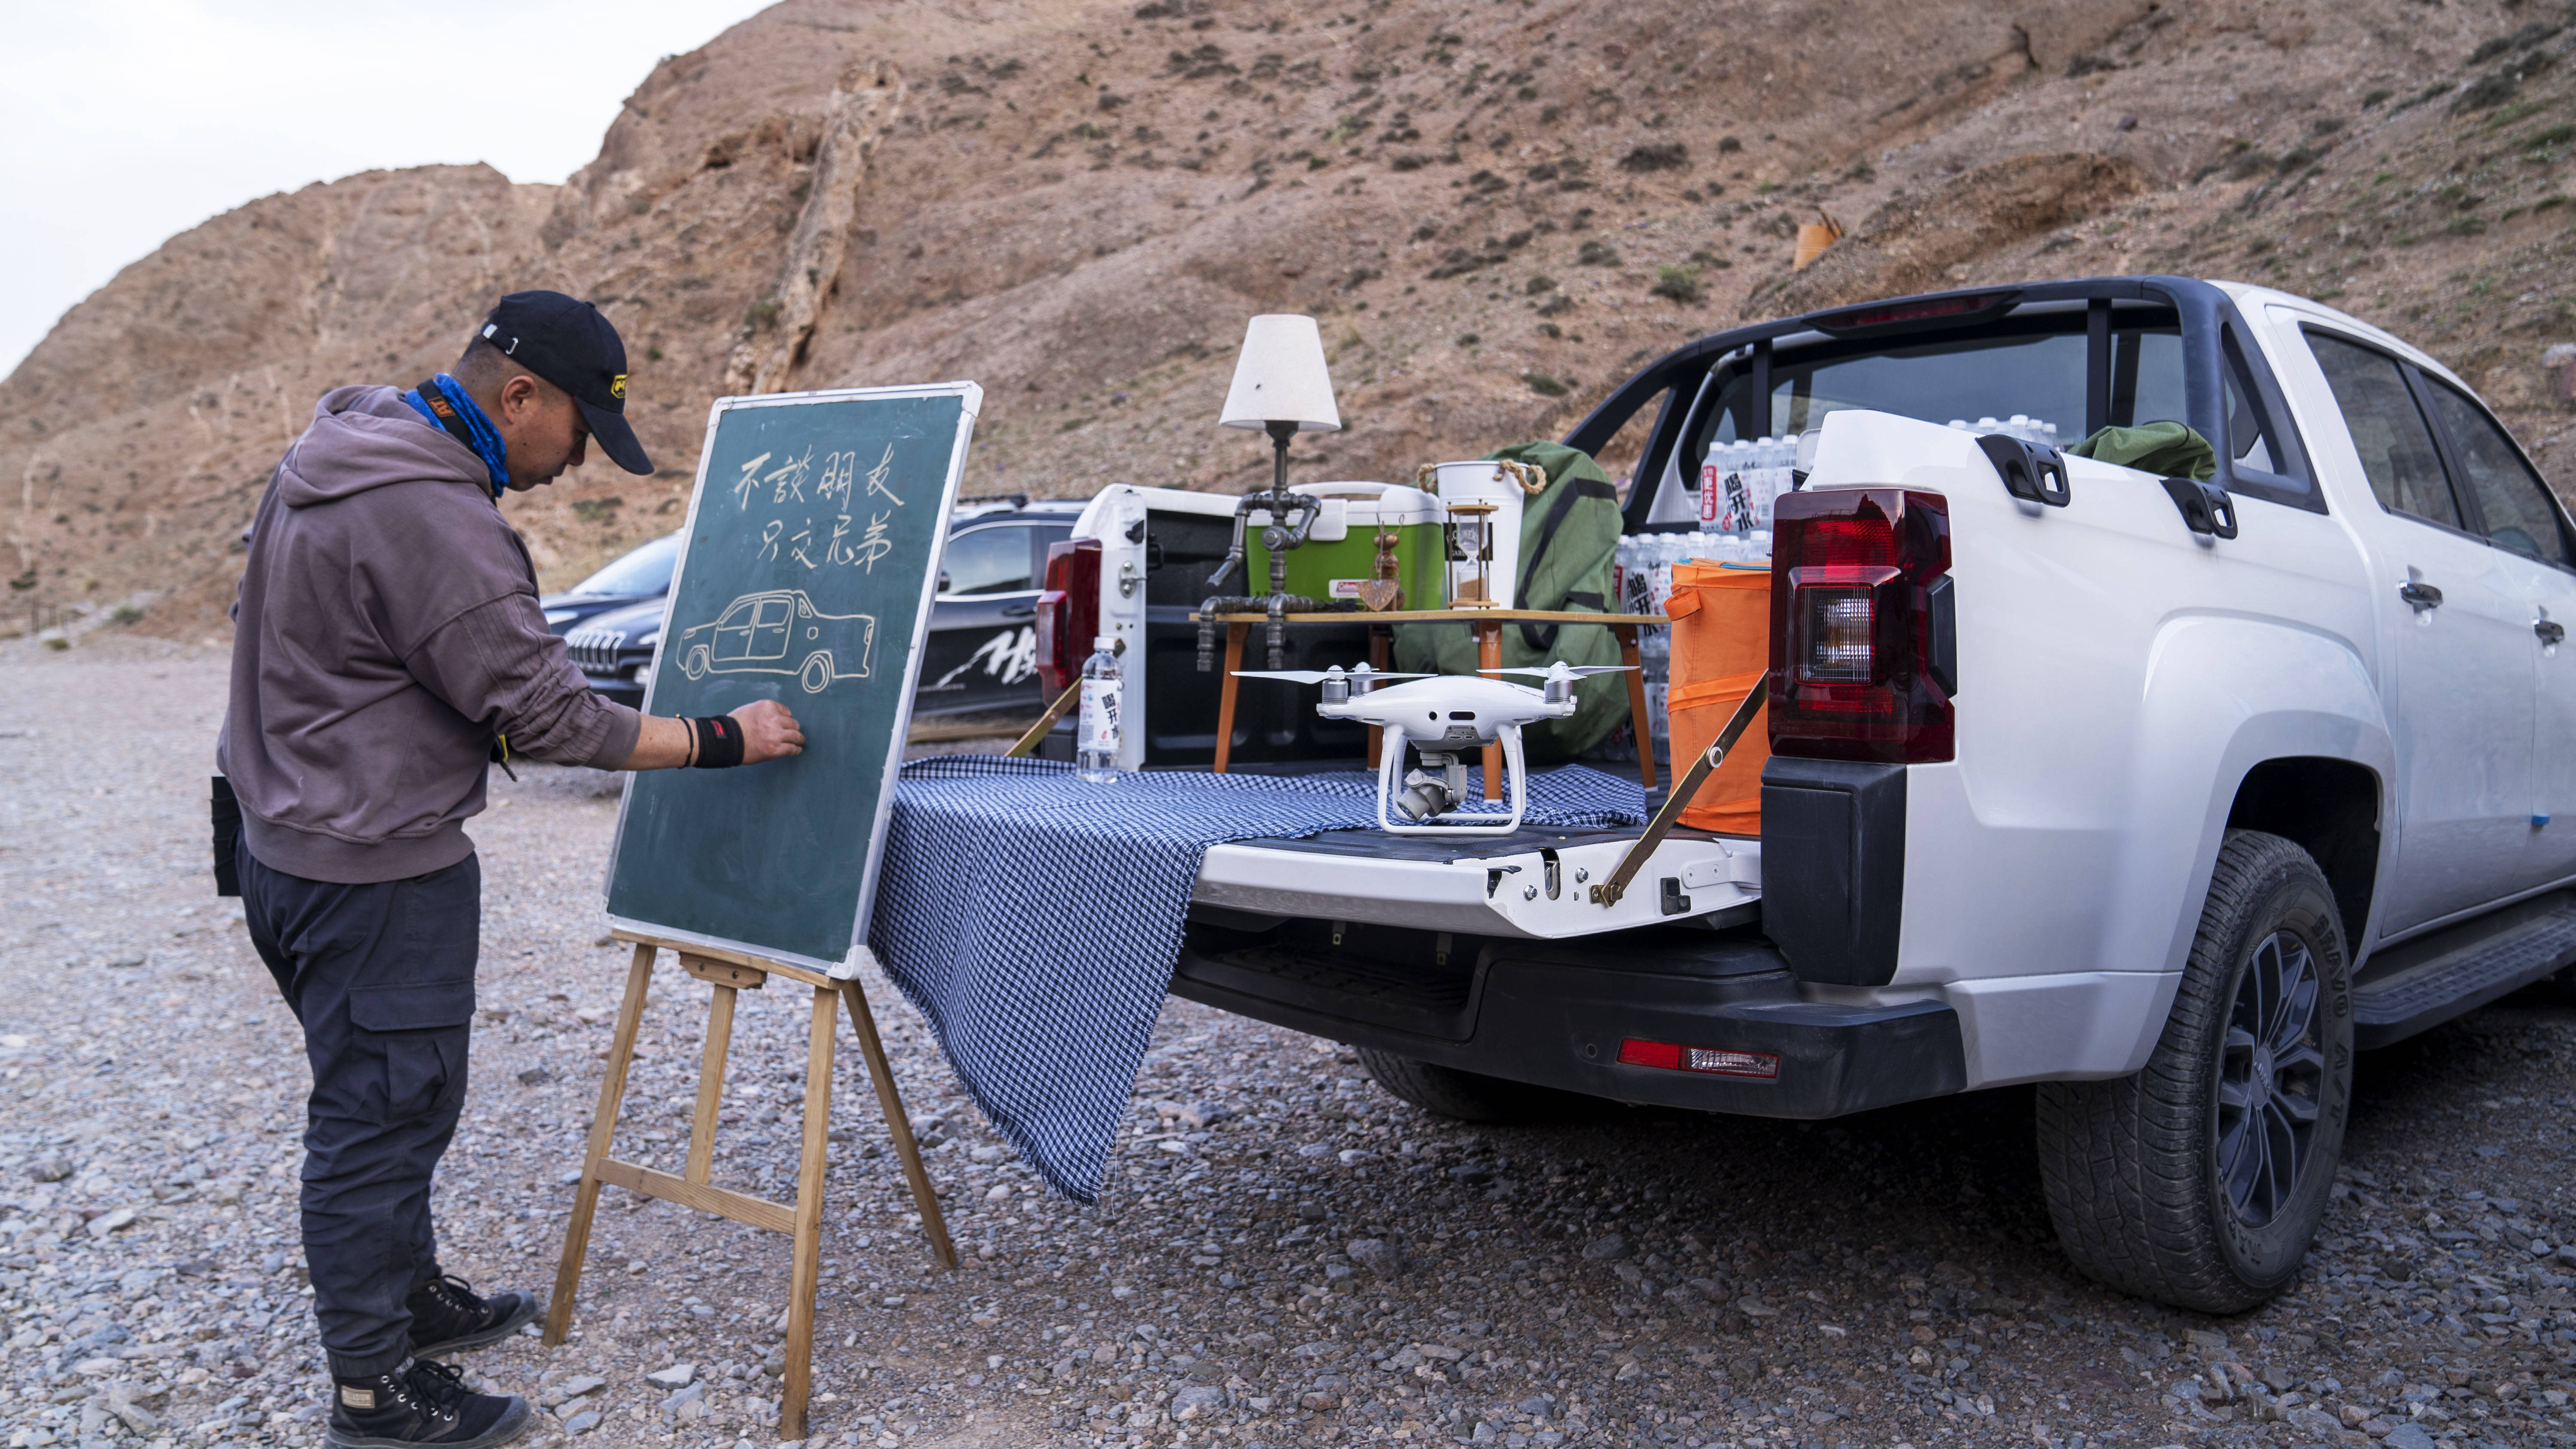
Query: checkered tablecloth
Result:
<box><xmin>866</xmin><ymin>755</ymin><xmax>1647</xmax><ymax>1200</ymax></box>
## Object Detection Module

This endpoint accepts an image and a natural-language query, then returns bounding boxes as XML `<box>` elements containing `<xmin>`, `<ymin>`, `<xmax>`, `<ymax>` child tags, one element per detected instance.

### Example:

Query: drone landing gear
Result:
<box><xmin>1375</xmin><ymin>726</ymin><xmax>1529</xmax><ymax>837</ymax></box>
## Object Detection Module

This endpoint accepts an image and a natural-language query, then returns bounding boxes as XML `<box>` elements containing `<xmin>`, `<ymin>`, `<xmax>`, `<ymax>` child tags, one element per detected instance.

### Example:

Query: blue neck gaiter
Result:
<box><xmin>403</xmin><ymin>373</ymin><xmax>510</xmax><ymax>499</ymax></box>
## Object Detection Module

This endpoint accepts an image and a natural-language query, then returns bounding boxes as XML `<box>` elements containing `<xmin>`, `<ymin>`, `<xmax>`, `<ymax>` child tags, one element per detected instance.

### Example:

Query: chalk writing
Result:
<box><xmin>863</xmin><ymin>444</ymin><xmax>902</xmax><ymax>506</ymax></box>
<box><xmin>767</xmin><ymin>447</ymin><xmax>814</xmax><ymax>505</ymax></box>
<box><xmin>817</xmin><ymin>451</ymin><xmax>854</xmax><ymax>507</ymax></box>
<box><xmin>850</xmin><ymin>513</ymin><xmax>895</xmax><ymax>571</ymax></box>
<box><xmin>732</xmin><ymin>452</ymin><xmax>772</xmax><ymax>510</ymax></box>
<box><xmin>732</xmin><ymin>443</ymin><xmax>909</xmax><ymax>570</ymax></box>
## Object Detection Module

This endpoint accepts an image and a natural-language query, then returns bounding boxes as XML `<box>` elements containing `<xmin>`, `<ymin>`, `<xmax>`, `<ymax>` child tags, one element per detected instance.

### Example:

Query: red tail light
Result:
<box><xmin>1616</xmin><ymin>1038</ymin><xmax>1780</xmax><ymax>1079</ymax></box>
<box><xmin>1768</xmin><ymin>488</ymin><xmax>1953</xmax><ymax>763</ymax></box>
<box><xmin>1035</xmin><ymin>538</ymin><xmax>1102</xmax><ymax>694</ymax></box>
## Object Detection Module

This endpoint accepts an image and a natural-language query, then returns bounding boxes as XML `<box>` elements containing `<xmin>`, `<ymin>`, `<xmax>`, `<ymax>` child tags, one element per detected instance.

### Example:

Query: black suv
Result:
<box><xmin>559</xmin><ymin>497</ymin><xmax>1082</xmax><ymax>715</ymax></box>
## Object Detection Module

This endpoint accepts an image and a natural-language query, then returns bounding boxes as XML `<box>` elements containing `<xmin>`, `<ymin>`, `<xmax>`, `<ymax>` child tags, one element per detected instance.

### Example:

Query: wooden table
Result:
<box><xmin>1194</xmin><ymin>609</ymin><xmax>1669</xmax><ymax>798</ymax></box>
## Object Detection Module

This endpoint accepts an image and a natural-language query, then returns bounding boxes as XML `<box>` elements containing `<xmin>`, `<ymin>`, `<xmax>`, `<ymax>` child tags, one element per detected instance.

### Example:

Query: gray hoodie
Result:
<box><xmin>218</xmin><ymin>385</ymin><xmax>644</xmax><ymax>884</ymax></box>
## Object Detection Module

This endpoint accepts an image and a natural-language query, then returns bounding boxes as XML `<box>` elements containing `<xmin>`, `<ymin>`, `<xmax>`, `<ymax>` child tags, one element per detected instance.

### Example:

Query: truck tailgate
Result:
<box><xmin>1192</xmin><ymin>826</ymin><xmax>1758</xmax><ymax>939</ymax></box>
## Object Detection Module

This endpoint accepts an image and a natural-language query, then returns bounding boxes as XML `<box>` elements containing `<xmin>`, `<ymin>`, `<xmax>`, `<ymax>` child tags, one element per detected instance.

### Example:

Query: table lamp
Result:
<box><xmin>1199</xmin><ymin>315</ymin><xmax>1346</xmax><ymax>670</ymax></box>
<box><xmin>1220</xmin><ymin>313</ymin><xmax>1343</xmax><ymax>469</ymax></box>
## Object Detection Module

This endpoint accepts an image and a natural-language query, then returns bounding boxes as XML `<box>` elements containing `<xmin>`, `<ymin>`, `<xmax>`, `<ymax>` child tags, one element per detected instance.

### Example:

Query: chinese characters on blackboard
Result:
<box><xmin>730</xmin><ymin>443</ymin><xmax>907</xmax><ymax>573</ymax></box>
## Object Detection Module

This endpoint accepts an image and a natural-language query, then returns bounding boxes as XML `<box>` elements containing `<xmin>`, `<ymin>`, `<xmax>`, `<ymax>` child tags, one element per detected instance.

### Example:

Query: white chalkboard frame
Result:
<box><xmin>599</xmin><ymin>380</ymin><xmax>982</xmax><ymax>979</ymax></box>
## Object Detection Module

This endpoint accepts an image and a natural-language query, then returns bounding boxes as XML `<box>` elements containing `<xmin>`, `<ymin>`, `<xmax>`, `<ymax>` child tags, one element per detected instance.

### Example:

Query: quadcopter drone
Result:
<box><xmin>1233</xmin><ymin>661</ymin><xmax>1636</xmax><ymax>836</ymax></box>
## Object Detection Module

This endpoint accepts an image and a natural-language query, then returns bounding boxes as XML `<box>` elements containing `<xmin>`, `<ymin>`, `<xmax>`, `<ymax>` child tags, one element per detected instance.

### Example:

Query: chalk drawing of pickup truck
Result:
<box><xmin>675</xmin><ymin>590</ymin><xmax>876</xmax><ymax>694</ymax></box>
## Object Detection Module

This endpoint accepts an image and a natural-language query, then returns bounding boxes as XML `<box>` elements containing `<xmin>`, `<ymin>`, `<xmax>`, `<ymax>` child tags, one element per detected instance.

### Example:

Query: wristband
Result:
<box><xmin>689</xmin><ymin>715</ymin><xmax>746</xmax><ymax>769</ymax></box>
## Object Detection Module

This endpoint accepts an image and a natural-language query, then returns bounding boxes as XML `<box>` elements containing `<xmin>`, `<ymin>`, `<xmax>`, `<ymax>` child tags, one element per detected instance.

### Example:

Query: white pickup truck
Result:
<box><xmin>1031</xmin><ymin>276</ymin><xmax>2576</xmax><ymax>1313</ymax></box>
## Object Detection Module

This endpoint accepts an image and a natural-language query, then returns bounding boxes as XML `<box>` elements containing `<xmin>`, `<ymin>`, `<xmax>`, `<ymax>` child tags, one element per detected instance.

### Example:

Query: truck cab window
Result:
<box><xmin>1691</xmin><ymin>319</ymin><xmax>2187</xmax><ymax>455</ymax></box>
<box><xmin>2306</xmin><ymin>332</ymin><xmax>2461</xmax><ymax>529</ymax></box>
<box><xmin>2421</xmin><ymin>379</ymin><xmax>2573</xmax><ymax>568</ymax></box>
<box><xmin>2225</xmin><ymin>371</ymin><xmax>2275</xmax><ymax>473</ymax></box>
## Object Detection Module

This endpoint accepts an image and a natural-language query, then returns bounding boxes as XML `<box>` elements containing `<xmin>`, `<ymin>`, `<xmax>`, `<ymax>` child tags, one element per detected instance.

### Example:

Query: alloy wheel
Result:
<box><xmin>2214</xmin><ymin>928</ymin><xmax>2326</xmax><ymax>1227</ymax></box>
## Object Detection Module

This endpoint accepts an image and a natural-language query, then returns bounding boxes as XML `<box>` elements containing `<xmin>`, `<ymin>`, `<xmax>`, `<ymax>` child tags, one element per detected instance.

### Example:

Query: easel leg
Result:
<box><xmin>780</xmin><ymin>987</ymin><xmax>837</xmax><ymax>1443</ymax></box>
<box><xmin>838</xmin><ymin>977</ymin><xmax>959</xmax><ymax>1270</ymax></box>
<box><xmin>1477</xmin><ymin>620</ymin><xmax>1503</xmax><ymax>802</ymax></box>
<box><xmin>686</xmin><ymin>984</ymin><xmax>738</xmax><ymax>1185</ymax></box>
<box><xmin>1615</xmin><ymin>623</ymin><xmax>1657</xmax><ymax>790</ymax></box>
<box><xmin>545</xmin><ymin>943</ymin><xmax>655</xmax><ymax>1346</ymax></box>
<box><xmin>1213</xmin><ymin>621</ymin><xmax>1248</xmax><ymax>773</ymax></box>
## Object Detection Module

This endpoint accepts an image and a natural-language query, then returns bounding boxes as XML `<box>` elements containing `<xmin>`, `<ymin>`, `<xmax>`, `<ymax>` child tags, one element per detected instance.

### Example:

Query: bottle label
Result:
<box><xmin>1718</xmin><ymin>470</ymin><xmax>1753</xmax><ymax>533</ymax></box>
<box><xmin>1698</xmin><ymin>464</ymin><xmax>1719</xmax><ymax>521</ymax></box>
<box><xmin>1079</xmin><ymin>679</ymin><xmax>1122</xmax><ymax>754</ymax></box>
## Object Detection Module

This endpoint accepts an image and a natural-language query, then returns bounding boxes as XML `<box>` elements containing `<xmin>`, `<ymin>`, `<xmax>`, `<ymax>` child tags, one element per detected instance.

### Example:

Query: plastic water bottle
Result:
<box><xmin>1698</xmin><ymin>442</ymin><xmax>1732</xmax><ymax>534</ymax></box>
<box><xmin>1764</xmin><ymin>436</ymin><xmax>1795</xmax><ymax>529</ymax></box>
<box><xmin>1077</xmin><ymin>636</ymin><xmax>1121</xmax><ymax>782</ymax></box>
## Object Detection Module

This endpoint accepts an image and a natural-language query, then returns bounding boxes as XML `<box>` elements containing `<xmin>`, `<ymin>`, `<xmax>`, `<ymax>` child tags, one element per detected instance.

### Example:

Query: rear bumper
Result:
<box><xmin>1170</xmin><ymin>920</ymin><xmax>1965</xmax><ymax>1118</ymax></box>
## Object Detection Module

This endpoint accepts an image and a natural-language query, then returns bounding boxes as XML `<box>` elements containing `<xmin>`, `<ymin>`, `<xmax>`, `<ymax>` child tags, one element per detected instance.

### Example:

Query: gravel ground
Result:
<box><xmin>5</xmin><ymin>644</ymin><xmax>2576</xmax><ymax>1449</ymax></box>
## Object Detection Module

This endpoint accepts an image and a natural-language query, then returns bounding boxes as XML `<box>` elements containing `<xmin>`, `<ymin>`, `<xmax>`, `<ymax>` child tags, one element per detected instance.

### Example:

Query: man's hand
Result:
<box><xmin>731</xmin><ymin>699</ymin><xmax>805</xmax><ymax>764</ymax></box>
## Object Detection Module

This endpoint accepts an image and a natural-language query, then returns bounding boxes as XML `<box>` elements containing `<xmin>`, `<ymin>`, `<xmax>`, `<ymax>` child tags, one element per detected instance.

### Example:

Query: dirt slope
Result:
<box><xmin>4</xmin><ymin>0</ymin><xmax>2572</xmax><ymax>641</ymax></box>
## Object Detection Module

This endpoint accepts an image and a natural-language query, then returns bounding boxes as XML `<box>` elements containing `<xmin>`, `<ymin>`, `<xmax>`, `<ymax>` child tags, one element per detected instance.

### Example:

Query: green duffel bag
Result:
<box><xmin>2067</xmin><ymin>419</ymin><xmax>2218</xmax><ymax>482</ymax></box>
<box><xmin>1394</xmin><ymin>441</ymin><xmax>1627</xmax><ymax>761</ymax></box>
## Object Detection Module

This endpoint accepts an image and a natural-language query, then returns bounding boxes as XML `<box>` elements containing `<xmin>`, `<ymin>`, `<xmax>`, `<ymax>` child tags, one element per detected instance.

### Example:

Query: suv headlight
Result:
<box><xmin>544</xmin><ymin>608</ymin><xmax>581</xmax><ymax>626</ymax></box>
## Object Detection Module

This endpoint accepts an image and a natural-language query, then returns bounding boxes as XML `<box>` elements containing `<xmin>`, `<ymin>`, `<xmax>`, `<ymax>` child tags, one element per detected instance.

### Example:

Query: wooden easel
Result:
<box><xmin>544</xmin><ymin>931</ymin><xmax>958</xmax><ymax>1441</ymax></box>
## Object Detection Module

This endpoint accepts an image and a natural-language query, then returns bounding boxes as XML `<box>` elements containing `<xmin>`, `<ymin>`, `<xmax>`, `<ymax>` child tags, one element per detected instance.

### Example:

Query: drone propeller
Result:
<box><xmin>1480</xmin><ymin>663</ymin><xmax>1641</xmax><ymax>679</ymax></box>
<box><xmin>1233</xmin><ymin>664</ymin><xmax>1434</xmax><ymax>684</ymax></box>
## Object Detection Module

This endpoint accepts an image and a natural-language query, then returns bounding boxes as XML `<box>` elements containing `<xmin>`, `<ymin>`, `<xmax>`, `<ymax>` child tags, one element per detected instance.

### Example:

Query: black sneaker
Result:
<box><xmin>325</xmin><ymin>1358</ymin><xmax>529</xmax><ymax>1449</ymax></box>
<box><xmin>405</xmin><ymin>1275</ymin><xmax>539</xmax><ymax>1358</ymax></box>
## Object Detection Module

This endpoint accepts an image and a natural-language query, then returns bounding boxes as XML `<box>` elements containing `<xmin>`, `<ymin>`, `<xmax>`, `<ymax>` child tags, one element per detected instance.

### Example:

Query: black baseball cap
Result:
<box><xmin>478</xmin><ymin>291</ymin><xmax>653</xmax><ymax>475</ymax></box>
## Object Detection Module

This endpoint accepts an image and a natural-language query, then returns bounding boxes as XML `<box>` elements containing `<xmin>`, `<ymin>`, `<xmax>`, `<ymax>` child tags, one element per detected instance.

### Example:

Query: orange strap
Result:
<box><xmin>1662</xmin><ymin>588</ymin><xmax>1704</xmax><ymax>621</ymax></box>
<box><xmin>1668</xmin><ymin>670</ymin><xmax>1767</xmax><ymax>709</ymax></box>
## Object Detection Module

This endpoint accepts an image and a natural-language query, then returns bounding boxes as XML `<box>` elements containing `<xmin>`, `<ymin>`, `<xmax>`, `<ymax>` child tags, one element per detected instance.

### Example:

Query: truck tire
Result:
<box><xmin>2036</xmin><ymin>829</ymin><xmax>2353</xmax><ymax>1314</ymax></box>
<box><xmin>1355</xmin><ymin>1048</ymin><xmax>1594</xmax><ymax>1124</ymax></box>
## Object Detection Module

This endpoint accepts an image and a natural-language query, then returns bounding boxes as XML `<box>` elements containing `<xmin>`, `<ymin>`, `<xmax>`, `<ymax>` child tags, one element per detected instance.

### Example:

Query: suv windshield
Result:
<box><xmin>567</xmin><ymin>532</ymin><xmax>681</xmax><ymax>597</ymax></box>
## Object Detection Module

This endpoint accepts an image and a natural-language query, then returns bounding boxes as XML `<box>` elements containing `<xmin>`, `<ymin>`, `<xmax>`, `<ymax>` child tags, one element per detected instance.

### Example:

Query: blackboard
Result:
<box><xmin>603</xmin><ymin>382</ymin><xmax>981</xmax><ymax>975</ymax></box>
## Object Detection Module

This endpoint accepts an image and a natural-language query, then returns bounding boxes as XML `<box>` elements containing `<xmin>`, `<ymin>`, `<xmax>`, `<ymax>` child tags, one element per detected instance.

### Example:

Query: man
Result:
<box><xmin>218</xmin><ymin>291</ymin><xmax>802</xmax><ymax>1449</ymax></box>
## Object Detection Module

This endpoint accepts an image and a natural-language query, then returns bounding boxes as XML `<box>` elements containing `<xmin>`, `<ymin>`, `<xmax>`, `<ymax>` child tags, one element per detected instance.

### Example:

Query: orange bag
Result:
<box><xmin>1661</xmin><ymin>561</ymin><xmax>1771</xmax><ymax>836</ymax></box>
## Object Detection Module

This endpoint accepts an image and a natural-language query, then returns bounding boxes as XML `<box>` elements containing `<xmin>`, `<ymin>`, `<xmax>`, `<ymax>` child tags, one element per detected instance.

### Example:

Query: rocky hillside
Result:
<box><xmin>5</xmin><ymin>0</ymin><xmax>2573</xmax><ymax>640</ymax></box>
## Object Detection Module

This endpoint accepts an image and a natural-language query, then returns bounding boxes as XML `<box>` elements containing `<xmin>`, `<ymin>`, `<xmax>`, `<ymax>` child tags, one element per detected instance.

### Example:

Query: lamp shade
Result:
<box><xmin>1218</xmin><ymin>314</ymin><xmax>1341</xmax><ymax>432</ymax></box>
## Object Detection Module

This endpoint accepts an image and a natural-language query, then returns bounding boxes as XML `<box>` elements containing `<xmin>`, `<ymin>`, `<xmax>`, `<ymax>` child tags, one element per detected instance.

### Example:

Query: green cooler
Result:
<box><xmin>1242</xmin><ymin>482</ymin><xmax>1448</xmax><ymax>612</ymax></box>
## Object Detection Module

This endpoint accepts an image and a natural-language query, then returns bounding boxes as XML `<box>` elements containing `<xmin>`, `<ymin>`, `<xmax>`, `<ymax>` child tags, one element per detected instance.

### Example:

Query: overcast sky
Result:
<box><xmin>0</xmin><ymin>0</ymin><xmax>779</xmax><ymax>379</ymax></box>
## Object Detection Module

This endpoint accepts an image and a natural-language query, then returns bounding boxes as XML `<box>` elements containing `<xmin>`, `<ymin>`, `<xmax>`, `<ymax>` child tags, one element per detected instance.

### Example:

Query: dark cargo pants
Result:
<box><xmin>239</xmin><ymin>848</ymin><xmax>479</xmax><ymax>1379</ymax></box>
